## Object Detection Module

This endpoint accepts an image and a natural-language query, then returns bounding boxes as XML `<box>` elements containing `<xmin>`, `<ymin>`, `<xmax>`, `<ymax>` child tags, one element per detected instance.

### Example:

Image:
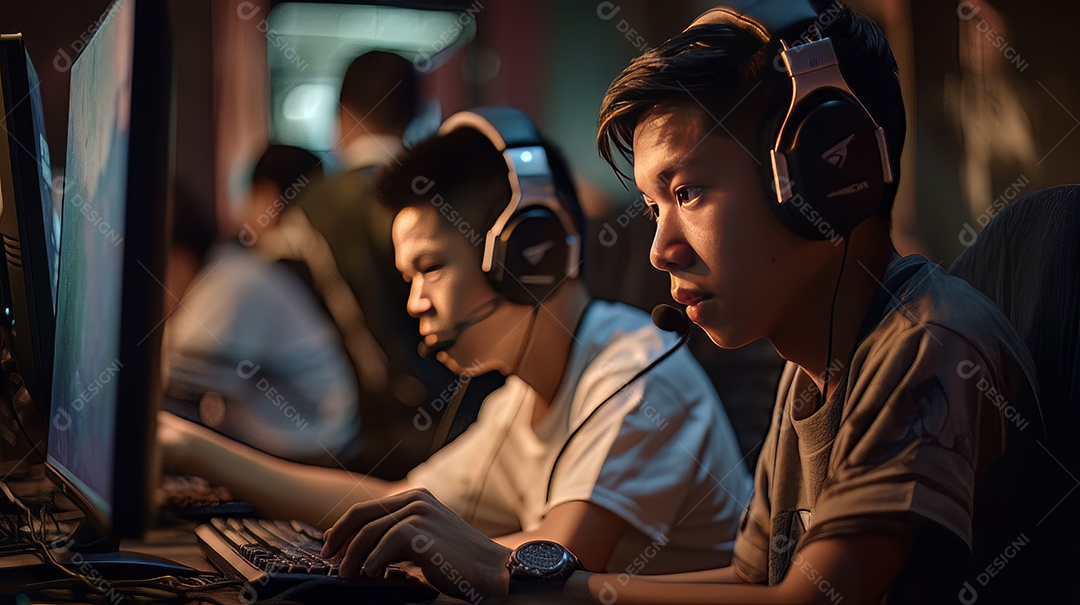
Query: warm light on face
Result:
<box><xmin>392</xmin><ymin>205</ymin><xmax>520</xmax><ymax>376</ymax></box>
<box><xmin>632</xmin><ymin>102</ymin><xmax>817</xmax><ymax>349</ymax></box>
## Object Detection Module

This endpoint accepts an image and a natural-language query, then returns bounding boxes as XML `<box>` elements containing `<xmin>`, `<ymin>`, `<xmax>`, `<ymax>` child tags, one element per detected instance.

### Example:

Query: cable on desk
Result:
<box><xmin>0</xmin><ymin>491</ymin><xmax>245</xmax><ymax>604</ymax></box>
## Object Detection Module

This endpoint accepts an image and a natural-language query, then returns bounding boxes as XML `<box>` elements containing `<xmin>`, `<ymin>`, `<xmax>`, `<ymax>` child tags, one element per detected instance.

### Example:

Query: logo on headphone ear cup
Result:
<box><xmin>487</xmin><ymin>207</ymin><xmax>571</xmax><ymax>305</ymax></box>
<box><xmin>773</xmin><ymin>93</ymin><xmax>884</xmax><ymax>240</ymax></box>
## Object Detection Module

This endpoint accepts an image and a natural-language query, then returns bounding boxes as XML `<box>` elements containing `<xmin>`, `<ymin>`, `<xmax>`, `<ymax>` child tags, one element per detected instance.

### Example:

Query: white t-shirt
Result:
<box><xmin>165</xmin><ymin>244</ymin><xmax>360</xmax><ymax>461</ymax></box>
<box><xmin>408</xmin><ymin>300</ymin><xmax>752</xmax><ymax>574</ymax></box>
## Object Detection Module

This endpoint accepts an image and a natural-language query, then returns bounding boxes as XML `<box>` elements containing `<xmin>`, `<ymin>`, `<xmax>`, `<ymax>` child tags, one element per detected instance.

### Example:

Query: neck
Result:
<box><xmin>337</xmin><ymin>125</ymin><xmax>405</xmax><ymax>169</ymax></box>
<box><xmin>769</xmin><ymin>221</ymin><xmax>898</xmax><ymax>405</ymax></box>
<box><xmin>513</xmin><ymin>283</ymin><xmax>591</xmax><ymax>423</ymax></box>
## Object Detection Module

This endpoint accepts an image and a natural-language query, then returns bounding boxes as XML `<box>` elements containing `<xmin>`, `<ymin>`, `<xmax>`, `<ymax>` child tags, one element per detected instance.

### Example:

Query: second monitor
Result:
<box><xmin>47</xmin><ymin>0</ymin><xmax>174</xmax><ymax>543</ymax></box>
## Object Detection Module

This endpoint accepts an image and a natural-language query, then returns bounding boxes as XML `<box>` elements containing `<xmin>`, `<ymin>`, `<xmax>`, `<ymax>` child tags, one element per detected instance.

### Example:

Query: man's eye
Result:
<box><xmin>675</xmin><ymin>186</ymin><xmax>704</xmax><ymax>205</ymax></box>
<box><xmin>645</xmin><ymin>203</ymin><xmax>659</xmax><ymax>221</ymax></box>
<box><xmin>420</xmin><ymin>263</ymin><xmax>445</xmax><ymax>274</ymax></box>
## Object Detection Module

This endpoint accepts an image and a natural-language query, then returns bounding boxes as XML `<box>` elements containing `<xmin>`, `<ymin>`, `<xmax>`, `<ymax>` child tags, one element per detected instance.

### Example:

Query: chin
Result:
<box><xmin>439</xmin><ymin>350</ymin><xmax>492</xmax><ymax>377</ymax></box>
<box><xmin>701</xmin><ymin>323</ymin><xmax>760</xmax><ymax>350</ymax></box>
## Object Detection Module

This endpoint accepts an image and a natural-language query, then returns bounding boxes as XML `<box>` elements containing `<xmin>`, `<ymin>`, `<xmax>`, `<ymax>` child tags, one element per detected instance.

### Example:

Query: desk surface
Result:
<box><xmin>2</xmin><ymin>523</ymin><xmax>471</xmax><ymax>604</ymax></box>
<box><xmin>131</xmin><ymin>524</ymin><xmax>471</xmax><ymax>604</ymax></box>
<box><xmin>1</xmin><ymin>464</ymin><xmax>470</xmax><ymax>604</ymax></box>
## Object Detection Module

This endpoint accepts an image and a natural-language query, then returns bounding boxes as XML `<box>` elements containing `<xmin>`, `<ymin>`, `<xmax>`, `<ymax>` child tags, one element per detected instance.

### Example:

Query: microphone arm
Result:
<box><xmin>544</xmin><ymin>304</ymin><xmax>690</xmax><ymax>503</ymax></box>
<box><xmin>417</xmin><ymin>297</ymin><xmax>503</xmax><ymax>359</ymax></box>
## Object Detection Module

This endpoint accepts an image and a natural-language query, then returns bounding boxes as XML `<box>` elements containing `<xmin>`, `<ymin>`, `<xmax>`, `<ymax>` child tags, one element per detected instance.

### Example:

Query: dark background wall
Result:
<box><xmin>4</xmin><ymin>0</ymin><xmax>1078</xmax><ymax>464</ymax></box>
<box><xmin>6</xmin><ymin>0</ymin><xmax>1078</xmax><ymax>259</ymax></box>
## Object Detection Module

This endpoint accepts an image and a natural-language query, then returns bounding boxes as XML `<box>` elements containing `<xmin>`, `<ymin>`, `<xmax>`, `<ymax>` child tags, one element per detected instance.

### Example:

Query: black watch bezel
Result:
<box><xmin>506</xmin><ymin>540</ymin><xmax>583</xmax><ymax>591</ymax></box>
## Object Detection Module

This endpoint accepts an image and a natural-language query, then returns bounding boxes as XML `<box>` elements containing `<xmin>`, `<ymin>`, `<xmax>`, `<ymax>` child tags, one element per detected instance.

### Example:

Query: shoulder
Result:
<box><xmin>576</xmin><ymin>301</ymin><xmax>671</xmax><ymax>383</ymax></box>
<box><xmin>193</xmin><ymin>246</ymin><xmax>333</xmax><ymax>327</ymax></box>
<box><xmin>570</xmin><ymin>301</ymin><xmax>720</xmax><ymax>421</ymax></box>
<box><xmin>852</xmin><ymin>314</ymin><xmax>1001</xmax><ymax>421</ymax></box>
<box><xmin>841</xmin><ymin>275</ymin><xmax>1035</xmax><ymax>454</ymax></box>
<box><xmin>294</xmin><ymin>167</ymin><xmax>379</xmax><ymax>215</ymax></box>
<box><xmin>186</xmin><ymin>245</ymin><xmax>274</xmax><ymax>299</ymax></box>
<box><xmin>897</xmin><ymin>261</ymin><xmax>1021</xmax><ymax>350</ymax></box>
<box><xmin>473</xmin><ymin>376</ymin><xmax>532</xmax><ymax>427</ymax></box>
<box><xmin>863</xmin><ymin>259</ymin><xmax>1033</xmax><ymax>389</ymax></box>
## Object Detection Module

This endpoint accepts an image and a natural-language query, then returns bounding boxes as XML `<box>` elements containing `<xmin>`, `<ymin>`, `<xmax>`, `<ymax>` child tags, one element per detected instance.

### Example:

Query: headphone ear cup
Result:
<box><xmin>773</xmin><ymin>95</ymin><xmax>884</xmax><ymax>240</ymax></box>
<box><xmin>487</xmin><ymin>207</ymin><xmax>570</xmax><ymax>305</ymax></box>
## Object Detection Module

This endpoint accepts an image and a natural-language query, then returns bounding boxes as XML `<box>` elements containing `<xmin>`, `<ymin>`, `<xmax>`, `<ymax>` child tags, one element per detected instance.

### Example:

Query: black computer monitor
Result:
<box><xmin>0</xmin><ymin>34</ymin><xmax>60</xmax><ymax>417</ymax></box>
<box><xmin>46</xmin><ymin>0</ymin><xmax>173</xmax><ymax>542</ymax></box>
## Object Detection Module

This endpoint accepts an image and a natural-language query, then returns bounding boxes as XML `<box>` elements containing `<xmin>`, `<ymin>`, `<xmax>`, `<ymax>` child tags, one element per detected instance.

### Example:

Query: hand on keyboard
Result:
<box><xmin>321</xmin><ymin>488</ymin><xmax>512</xmax><ymax>601</ymax></box>
<box><xmin>196</xmin><ymin>516</ymin><xmax>437</xmax><ymax>601</ymax></box>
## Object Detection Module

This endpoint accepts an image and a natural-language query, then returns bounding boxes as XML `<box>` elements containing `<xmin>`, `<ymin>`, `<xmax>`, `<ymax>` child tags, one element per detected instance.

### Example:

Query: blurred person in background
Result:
<box><xmin>164</xmin><ymin>144</ymin><xmax>361</xmax><ymax>465</ymax></box>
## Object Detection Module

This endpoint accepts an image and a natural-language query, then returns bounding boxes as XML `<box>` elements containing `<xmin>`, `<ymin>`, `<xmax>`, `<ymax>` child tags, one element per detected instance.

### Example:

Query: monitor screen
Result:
<box><xmin>46</xmin><ymin>0</ymin><xmax>172</xmax><ymax>540</ymax></box>
<box><xmin>0</xmin><ymin>34</ymin><xmax>60</xmax><ymax>413</ymax></box>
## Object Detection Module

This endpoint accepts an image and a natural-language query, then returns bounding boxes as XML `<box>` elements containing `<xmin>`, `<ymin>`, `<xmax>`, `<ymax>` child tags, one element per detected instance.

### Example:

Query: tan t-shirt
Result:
<box><xmin>732</xmin><ymin>255</ymin><xmax>1038</xmax><ymax>586</ymax></box>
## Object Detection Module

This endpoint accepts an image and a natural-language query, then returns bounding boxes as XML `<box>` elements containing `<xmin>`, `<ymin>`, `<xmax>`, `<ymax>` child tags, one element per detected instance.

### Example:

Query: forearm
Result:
<box><xmin>492</xmin><ymin>502</ymin><xmax>626</xmax><ymax>572</ymax></box>
<box><xmin>626</xmin><ymin>566</ymin><xmax>743</xmax><ymax>584</ymax></box>
<box><xmin>177</xmin><ymin>425</ymin><xmax>402</xmax><ymax>527</ymax></box>
<box><xmin>493</xmin><ymin>531</ymin><xmax>531</xmax><ymax>550</ymax></box>
<box><xmin>563</xmin><ymin>532</ymin><xmax>912</xmax><ymax>605</ymax></box>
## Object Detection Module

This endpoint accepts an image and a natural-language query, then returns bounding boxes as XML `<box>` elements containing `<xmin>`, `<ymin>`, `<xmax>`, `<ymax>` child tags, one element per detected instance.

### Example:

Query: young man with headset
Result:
<box><xmin>541</xmin><ymin>1</ymin><xmax>1043</xmax><ymax>603</ymax></box>
<box><xmin>334</xmin><ymin>8</ymin><xmax>1041</xmax><ymax>599</ymax></box>
<box><xmin>160</xmin><ymin>107</ymin><xmax>752</xmax><ymax>598</ymax></box>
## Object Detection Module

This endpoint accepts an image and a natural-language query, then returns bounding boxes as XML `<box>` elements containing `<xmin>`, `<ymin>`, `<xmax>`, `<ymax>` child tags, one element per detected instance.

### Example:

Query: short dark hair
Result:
<box><xmin>597</xmin><ymin>4</ymin><xmax>905</xmax><ymax>218</ymax></box>
<box><xmin>339</xmin><ymin>51</ymin><xmax>419</xmax><ymax>134</ymax></box>
<box><xmin>251</xmin><ymin>144</ymin><xmax>323</xmax><ymax>194</ymax></box>
<box><xmin>376</xmin><ymin>127</ymin><xmax>586</xmax><ymax>255</ymax></box>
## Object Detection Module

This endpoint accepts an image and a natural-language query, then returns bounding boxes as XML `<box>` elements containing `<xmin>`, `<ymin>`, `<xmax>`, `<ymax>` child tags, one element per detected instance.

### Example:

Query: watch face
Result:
<box><xmin>517</xmin><ymin>541</ymin><xmax>569</xmax><ymax>573</ymax></box>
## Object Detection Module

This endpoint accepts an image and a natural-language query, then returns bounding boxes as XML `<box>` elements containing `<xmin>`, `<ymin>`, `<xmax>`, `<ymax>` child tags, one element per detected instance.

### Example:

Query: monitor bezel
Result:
<box><xmin>44</xmin><ymin>0</ymin><xmax>173</xmax><ymax>542</ymax></box>
<box><xmin>0</xmin><ymin>34</ymin><xmax>58</xmax><ymax>420</ymax></box>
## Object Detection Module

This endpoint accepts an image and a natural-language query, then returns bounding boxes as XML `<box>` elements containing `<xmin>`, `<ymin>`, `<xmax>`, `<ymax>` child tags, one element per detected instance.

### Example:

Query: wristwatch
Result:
<box><xmin>506</xmin><ymin>540</ymin><xmax>583</xmax><ymax>593</ymax></box>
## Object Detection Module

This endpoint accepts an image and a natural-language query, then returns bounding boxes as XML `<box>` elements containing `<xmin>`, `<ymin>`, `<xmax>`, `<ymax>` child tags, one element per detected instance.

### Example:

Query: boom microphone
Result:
<box><xmin>417</xmin><ymin>297</ymin><xmax>502</xmax><ymax>359</ymax></box>
<box><xmin>651</xmin><ymin>303</ymin><xmax>690</xmax><ymax>336</ymax></box>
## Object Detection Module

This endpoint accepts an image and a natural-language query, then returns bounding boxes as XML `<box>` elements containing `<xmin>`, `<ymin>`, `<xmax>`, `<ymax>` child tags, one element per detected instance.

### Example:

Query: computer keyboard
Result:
<box><xmin>196</xmin><ymin>517</ymin><xmax>437</xmax><ymax>602</ymax></box>
<box><xmin>160</xmin><ymin>474</ymin><xmax>233</xmax><ymax>508</ymax></box>
<box><xmin>158</xmin><ymin>474</ymin><xmax>255</xmax><ymax>521</ymax></box>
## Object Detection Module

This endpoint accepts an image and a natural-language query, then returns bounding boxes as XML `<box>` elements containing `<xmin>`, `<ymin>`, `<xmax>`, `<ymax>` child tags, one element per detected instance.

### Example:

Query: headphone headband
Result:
<box><xmin>685</xmin><ymin>2</ymin><xmax>894</xmax><ymax>239</ymax></box>
<box><xmin>687</xmin><ymin>1</ymin><xmax>819</xmax><ymax>42</ymax></box>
